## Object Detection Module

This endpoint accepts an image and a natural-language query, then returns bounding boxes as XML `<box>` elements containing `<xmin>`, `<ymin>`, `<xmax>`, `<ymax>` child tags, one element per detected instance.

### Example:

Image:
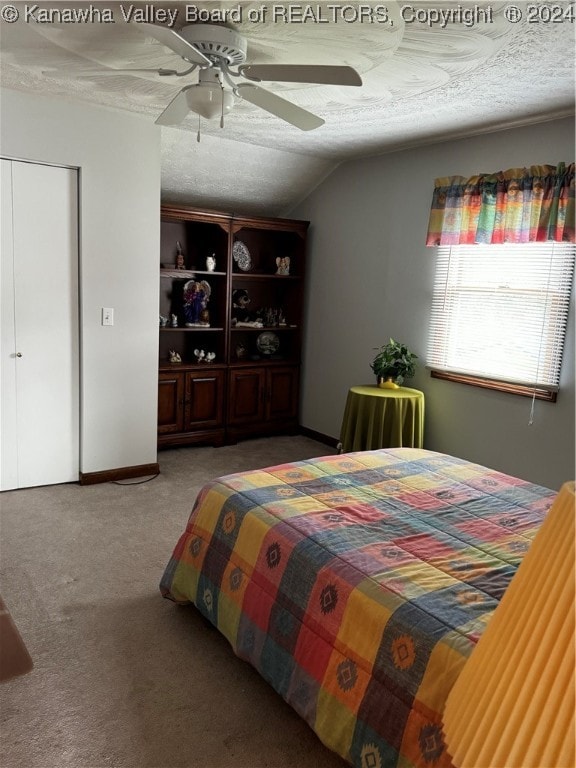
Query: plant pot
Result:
<box><xmin>378</xmin><ymin>377</ymin><xmax>400</xmax><ymax>390</ymax></box>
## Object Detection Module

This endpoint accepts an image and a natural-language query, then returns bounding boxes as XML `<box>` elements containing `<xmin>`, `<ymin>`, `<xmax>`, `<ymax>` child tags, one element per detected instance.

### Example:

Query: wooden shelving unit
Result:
<box><xmin>158</xmin><ymin>204</ymin><xmax>308</xmax><ymax>447</ymax></box>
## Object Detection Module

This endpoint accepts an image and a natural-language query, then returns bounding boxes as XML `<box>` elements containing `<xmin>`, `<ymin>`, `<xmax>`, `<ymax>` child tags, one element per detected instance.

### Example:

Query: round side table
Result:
<box><xmin>339</xmin><ymin>385</ymin><xmax>425</xmax><ymax>453</ymax></box>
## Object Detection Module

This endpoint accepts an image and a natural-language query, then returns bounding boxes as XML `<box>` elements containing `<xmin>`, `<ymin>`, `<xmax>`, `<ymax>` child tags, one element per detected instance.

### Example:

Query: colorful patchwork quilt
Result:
<box><xmin>160</xmin><ymin>448</ymin><xmax>555</xmax><ymax>768</ymax></box>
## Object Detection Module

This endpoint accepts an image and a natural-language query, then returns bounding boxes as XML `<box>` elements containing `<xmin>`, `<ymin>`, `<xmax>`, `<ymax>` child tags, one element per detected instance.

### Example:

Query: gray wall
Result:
<box><xmin>292</xmin><ymin>118</ymin><xmax>575</xmax><ymax>490</ymax></box>
<box><xmin>1</xmin><ymin>88</ymin><xmax>161</xmax><ymax>474</ymax></box>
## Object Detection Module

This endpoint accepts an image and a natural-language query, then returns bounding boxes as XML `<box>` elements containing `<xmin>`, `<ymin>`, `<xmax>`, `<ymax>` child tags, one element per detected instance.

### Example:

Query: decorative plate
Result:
<box><xmin>233</xmin><ymin>240</ymin><xmax>252</xmax><ymax>271</ymax></box>
<box><xmin>256</xmin><ymin>331</ymin><xmax>280</xmax><ymax>356</ymax></box>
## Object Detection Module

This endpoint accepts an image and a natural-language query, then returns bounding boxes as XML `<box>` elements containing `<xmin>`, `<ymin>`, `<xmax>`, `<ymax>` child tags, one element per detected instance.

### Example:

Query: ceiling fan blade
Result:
<box><xmin>239</xmin><ymin>64</ymin><xmax>362</xmax><ymax>86</ymax></box>
<box><xmin>155</xmin><ymin>86</ymin><xmax>193</xmax><ymax>126</ymax></box>
<box><xmin>136</xmin><ymin>23</ymin><xmax>211</xmax><ymax>66</ymax></box>
<box><xmin>236</xmin><ymin>84</ymin><xmax>324</xmax><ymax>131</ymax></box>
<box><xmin>42</xmin><ymin>67</ymin><xmax>167</xmax><ymax>77</ymax></box>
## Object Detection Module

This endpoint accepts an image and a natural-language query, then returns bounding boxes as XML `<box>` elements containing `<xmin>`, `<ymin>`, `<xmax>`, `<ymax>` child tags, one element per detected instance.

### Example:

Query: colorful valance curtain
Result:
<box><xmin>426</xmin><ymin>162</ymin><xmax>575</xmax><ymax>246</ymax></box>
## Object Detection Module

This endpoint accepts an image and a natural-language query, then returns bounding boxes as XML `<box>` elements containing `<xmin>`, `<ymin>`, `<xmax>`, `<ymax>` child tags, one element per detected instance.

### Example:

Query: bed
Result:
<box><xmin>160</xmin><ymin>448</ymin><xmax>555</xmax><ymax>768</ymax></box>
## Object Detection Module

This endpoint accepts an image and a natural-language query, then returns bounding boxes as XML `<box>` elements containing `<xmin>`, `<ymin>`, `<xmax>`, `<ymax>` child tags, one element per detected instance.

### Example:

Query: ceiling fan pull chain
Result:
<box><xmin>197</xmin><ymin>114</ymin><xmax>201</xmax><ymax>143</ymax></box>
<box><xmin>220</xmin><ymin>84</ymin><xmax>225</xmax><ymax>128</ymax></box>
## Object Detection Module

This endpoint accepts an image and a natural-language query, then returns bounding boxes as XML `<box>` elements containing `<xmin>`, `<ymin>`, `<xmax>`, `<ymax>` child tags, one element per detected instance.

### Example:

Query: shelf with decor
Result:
<box><xmin>159</xmin><ymin>206</ymin><xmax>229</xmax><ymax>375</ymax></box>
<box><xmin>160</xmin><ymin>327</ymin><xmax>225</xmax><ymax>332</ymax></box>
<box><xmin>158</xmin><ymin>204</ymin><xmax>308</xmax><ymax>447</ymax></box>
<box><xmin>230</xmin><ymin>326</ymin><xmax>299</xmax><ymax>331</ymax></box>
<box><xmin>231</xmin><ymin>273</ymin><xmax>301</xmax><ymax>281</ymax></box>
<box><xmin>230</xmin><ymin>316</ymin><xmax>300</xmax><ymax>362</ymax></box>
<box><xmin>160</xmin><ymin>269</ymin><xmax>227</xmax><ymax>279</ymax></box>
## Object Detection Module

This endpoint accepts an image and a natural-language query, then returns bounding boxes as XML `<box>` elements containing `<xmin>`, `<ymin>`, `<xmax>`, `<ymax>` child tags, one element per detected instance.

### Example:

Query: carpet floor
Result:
<box><xmin>0</xmin><ymin>436</ymin><xmax>348</xmax><ymax>768</ymax></box>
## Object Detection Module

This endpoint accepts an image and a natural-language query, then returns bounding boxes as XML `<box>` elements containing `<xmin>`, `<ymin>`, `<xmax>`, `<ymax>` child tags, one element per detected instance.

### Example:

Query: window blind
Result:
<box><xmin>427</xmin><ymin>243</ymin><xmax>575</xmax><ymax>391</ymax></box>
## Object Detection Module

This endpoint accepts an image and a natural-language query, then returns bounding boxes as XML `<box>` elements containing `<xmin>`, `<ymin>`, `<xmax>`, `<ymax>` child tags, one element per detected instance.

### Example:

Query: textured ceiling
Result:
<box><xmin>1</xmin><ymin>1</ymin><xmax>574</xmax><ymax>215</ymax></box>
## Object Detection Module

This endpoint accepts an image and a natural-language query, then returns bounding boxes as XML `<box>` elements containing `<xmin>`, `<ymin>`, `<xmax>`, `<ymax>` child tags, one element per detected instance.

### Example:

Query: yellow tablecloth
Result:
<box><xmin>339</xmin><ymin>385</ymin><xmax>425</xmax><ymax>453</ymax></box>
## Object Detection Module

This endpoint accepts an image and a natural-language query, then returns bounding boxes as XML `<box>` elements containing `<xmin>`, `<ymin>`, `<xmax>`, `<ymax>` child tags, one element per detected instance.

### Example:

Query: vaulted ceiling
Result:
<box><xmin>1</xmin><ymin>1</ymin><xmax>574</xmax><ymax>214</ymax></box>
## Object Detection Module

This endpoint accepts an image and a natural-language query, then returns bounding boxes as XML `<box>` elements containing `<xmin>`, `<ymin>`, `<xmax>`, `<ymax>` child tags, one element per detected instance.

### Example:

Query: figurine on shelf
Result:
<box><xmin>264</xmin><ymin>307</ymin><xmax>280</xmax><ymax>327</ymax></box>
<box><xmin>194</xmin><ymin>348</ymin><xmax>206</xmax><ymax>363</ymax></box>
<box><xmin>159</xmin><ymin>315</ymin><xmax>168</xmax><ymax>327</ymax></box>
<box><xmin>175</xmin><ymin>241</ymin><xmax>186</xmax><ymax>270</ymax></box>
<box><xmin>184</xmin><ymin>280</ymin><xmax>211</xmax><ymax>326</ymax></box>
<box><xmin>232</xmin><ymin>288</ymin><xmax>252</xmax><ymax>323</ymax></box>
<box><xmin>171</xmin><ymin>313</ymin><xmax>178</xmax><ymax>328</ymax></box>
<box><xmin>168</xmin><ymin>350</ymin><xmax>182</xmax><ymax>364</ymax></box>
<box><xmin>236</xmin><ymin>343</ymin><xmax>246</xmax><ymax>360</ymax></box>
<box><xmin>276</xmin><ymin>256</ymin><xmax>290</xmax><ymax>276</ymax></box>
<box><xmin>205</xmin><ymin>352</ymin><xmax>216</xmax><ymax>363</ymax></box>
<box><xmin>206</xmin><ymin>254</ymin><xmax>216</xmax><ymax>272</ymax></box>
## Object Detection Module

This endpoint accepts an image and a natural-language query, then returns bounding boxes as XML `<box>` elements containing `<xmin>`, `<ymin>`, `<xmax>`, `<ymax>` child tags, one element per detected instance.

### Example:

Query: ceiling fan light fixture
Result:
<box><xmin>134</xmin><ymin>22</ymin><xmax>362</xmax><ymax>131</ymax></box>
<box><xmin>186</xmin><ymin>83</ymin><xmax>234</xmax><ymax>121</ymax></box>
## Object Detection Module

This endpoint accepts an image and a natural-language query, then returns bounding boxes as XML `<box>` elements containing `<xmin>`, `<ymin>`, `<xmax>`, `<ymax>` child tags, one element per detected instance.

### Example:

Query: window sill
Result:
<box><xmin>430</xmin><ymin>370</ymin><xmax>557</xmax><ymax>402</ymax></box>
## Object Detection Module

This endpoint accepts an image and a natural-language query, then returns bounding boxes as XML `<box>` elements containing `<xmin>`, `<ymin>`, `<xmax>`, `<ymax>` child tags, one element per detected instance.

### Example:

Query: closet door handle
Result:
<box><xmin>16</xmin><ymin>352</ymin><xmax>23</xmax><ymax>358</ymax></box>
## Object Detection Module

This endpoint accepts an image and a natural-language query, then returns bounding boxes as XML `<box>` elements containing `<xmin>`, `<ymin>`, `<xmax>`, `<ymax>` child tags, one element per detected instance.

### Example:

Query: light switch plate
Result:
<box><xmin>102</xmin><ymin>307</ymin><xmax>114</xmax><ymax>326</ymax></box>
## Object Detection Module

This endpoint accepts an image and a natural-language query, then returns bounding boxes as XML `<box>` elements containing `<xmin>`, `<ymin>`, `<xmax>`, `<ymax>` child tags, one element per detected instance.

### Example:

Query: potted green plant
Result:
<box><xmin>370</xmin><ymin>338</ymin><xmax>418</xmax><ymax>389</ymax></box>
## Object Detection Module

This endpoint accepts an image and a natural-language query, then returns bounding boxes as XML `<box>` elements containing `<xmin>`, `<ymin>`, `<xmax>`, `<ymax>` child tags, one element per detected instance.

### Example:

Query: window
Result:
<box><xmin>427</xmin><ymin>243</ymin><xmax>575</xmax><ymax>401</ymax></box>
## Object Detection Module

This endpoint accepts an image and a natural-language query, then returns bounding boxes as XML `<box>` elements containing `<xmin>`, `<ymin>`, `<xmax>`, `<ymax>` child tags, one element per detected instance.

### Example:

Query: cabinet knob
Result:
<box><xmin>16</xmin><ymin>352</ymin><xmax>23</xmax><ymax>358</ymax></box>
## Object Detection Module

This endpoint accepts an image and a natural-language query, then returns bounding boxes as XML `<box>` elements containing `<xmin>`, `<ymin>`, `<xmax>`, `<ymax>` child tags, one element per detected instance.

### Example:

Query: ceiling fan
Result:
<box><xmin>47</xmin><ymin>23</ymin><xmax>362</xmax><ymax>132</ymax></box>
<box><xmin>140</xmin><ymin>23</ymin><xmax>362</xmax><ymax>131</ymax></box>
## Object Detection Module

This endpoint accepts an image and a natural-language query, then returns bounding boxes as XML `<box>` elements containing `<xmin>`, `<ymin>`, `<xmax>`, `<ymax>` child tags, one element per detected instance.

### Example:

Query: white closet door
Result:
<box><xmin>1</xmin><ymin>160</ymin><xmax>79</xmax><ymax>490</ymax></box>
<box><xmin>1</xmin><ymin>160</ymin><xmax>19</xmax><ymax>490</ymax></box>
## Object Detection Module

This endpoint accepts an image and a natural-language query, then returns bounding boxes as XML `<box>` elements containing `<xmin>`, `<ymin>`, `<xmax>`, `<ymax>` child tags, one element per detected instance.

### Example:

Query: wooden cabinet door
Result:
<box><xmin>228</xmin><ymin>368</ymin><xmax>265</xmax><ymax>425</ymax></box>
<box><xmin>266</xmin><ymin>366</ymin><xmax>299</xmax><ymax>422</ymax></box>
<box><xmin>158</xmin><ymin>372</ymin><xmax>185</xmax><ymax>434</ymax></box>
<box><xmin>184</xmin><ymin>370</ymin><xmax>225</xmax><ymax>430</ymax></box>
